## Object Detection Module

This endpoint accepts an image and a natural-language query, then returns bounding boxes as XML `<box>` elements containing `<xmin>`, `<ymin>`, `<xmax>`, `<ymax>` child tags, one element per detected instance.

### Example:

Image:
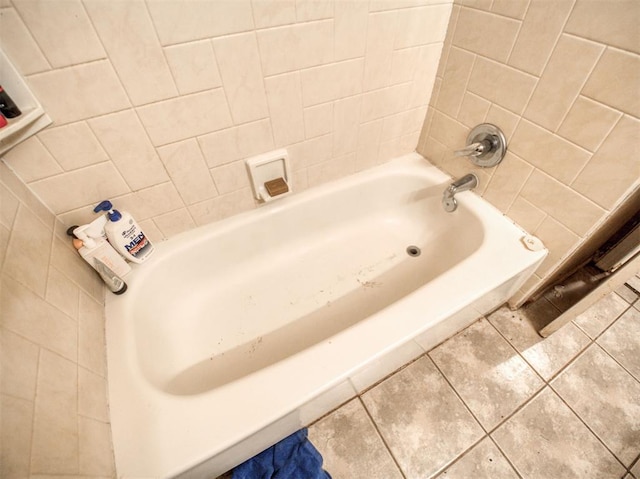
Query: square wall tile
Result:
<box><xmin>0</xmin><ymin>7</ymin><xmax>49</xmax><ymax>75</ymax></box>
<box><xmin>13</xmin><ymin>0</ymin><xmax>105</xmax><ymax>68</ymax></box>
<box><xmin>264</xmin><ymin>72</ymin><xmax>305</xmax><ymax>146</ymax></box>
<box><xmin>111</xmin><ymin>182</ymin><xmax>185</xmax><ymax>222</ymax></box>
<box><xmin>257</xmin><ymin>20</ymin><xmax>334</xmax><ymax>76</ymax></box>
<box><xmin>2</xmin><ymin>137</ymin><xmax>62</xmax><ymax>183</ymax></box>
<box><xmin>520</xmin><ymin>169</ymin><xmax>605</xmax><ymax>237</ymax></box>
<box><xmin>198</xmin><ymin>119</ymin><xmax>274</xmax><ymax>168</ymax></box>
<box><xmin>467</xmin><ymin>57</ymin><xmax>537</xmax><ymax>115</ymax></box>
<box><xmin>509</xmin><ymin>120</ymin><xmax>591</xmax><ymax>186</ymax></box>
<box><xmin>571</xmin><ymin>115</ymin><xmax>640</xmax><ymax>210</ymax></box>
<box><xmin>300</xmin><ymin>58</ymin><xmax>364</xmax><ymax>107</ymax></box>
<box><xmin>582</xmin><ymin>48</ymin><xmax>640</xmax><ymax>119</ymax></box>
<box><xmin>146</xmin><ymin>0</ymin><xmax>254</xmax><ymax>46</ymax></box>
<box><xmin>38</xmin><ymin>122</ymin><xmax>109</xmax><ymax>171</ymax></box>
<box><xmin>452</xmin><ymin>7</ymin><xmax>519</xmax><ymax>63</ymax></box>
<box><xmin>78</xmin><ymin>417</ymin><xmax>116</xmax><ymax>476</ymax></box>
<box><xmin>136</xmin><ymin>89</ymin><xmax>233</xmax><ymax>146</ymax></box>
<box><xmin>29</xmin><ymin>162</ymin><xmax>130</xmax><ymax>215</ymax></box>
<box><xmin>164</xmin><ymin>40</ymin><xmax>222</xmax><ymax>95</ymax></box>
<box><xmin>213</xmin><ymin>32</ymin><xmax>269</xmax><ymax>124</ymax></box>
<box><xmin>157</xmin><ymin>139</ymin><xmax>219</xmax><ymax>205</ymax></box>
<box><xmin>482</xmin><ymin>152</ymin><xmax>533</xmax><ymax>213</ymax></box>
<box><xmin>89</xmin><ymin>110</ymin><xmax>170</xmax><ymax>191</ymax></box>
<box><xmin>251</xmin><ymin>0</ymin><xmax>296</xmax><ymax>29</ymax></box>
<box><xmin>507</xmin><ymin>0</ymin><xmax>574</xmax><ymax>76</ymax></box>
<box><xmin>3</xmin><ymin>205</ymin><xmax>52</xmax><ymax>296</ymax></box>
<box><xmin>45</xmin><ymin>266</ymin><xmax>79</xmax><ymax>321</ymax></box>
<box><xmin>524</xmin><ymin>34</ymin><xmax>604</xmax><ymax>132</ymax></box>
<box><xmin>152</xmin><ymin>208</ymin><xmax>196</xmax><ymax>239</ymax></box>
<box><xmin>363</xmin><ymin>11</ymin><xmax>397</xmax><ymax>92</ymax></box>
<box><xmin>394</xmin><ymin>4</ymin><xmax>452</xmax><ymax>48</ymax></box>
<box><xmin>361</xmin><ymin>356</ymin><xmax>484</xmax><ymax>478</ymax></box>
<box><xmin>1</xmin><ymin>328</ymin><xmax>39</xmax><ymax>400</ymax></box>
<box><xmin>333</xmin><ymin>0</ymin><xmax>368</xmax><ymax>61</ymax></box>
<box><xmin>435</xmin><ymin>46</ymin><xmax>475</xmax><ymax>118</ymax></box>
<box><xmin>1</xmin><ymin>394</ymin><xmax>34</xmax><ymax>478</ymax></box>
<box><xmin>85</xmin><ymin>0</ymin><xmax>177</xmax><ymax>106</ymax></box>
<box><xmin>558</xmin><ymin>96</ymin><xmax>622</xmax><ymax>152</ymax></box>
<box><xmin>565</xmin><ymin>0</ymin><xmax>640</xmax><ymax>55</ymax></box>
<box><xmin>78</xmin><ymin>367</ymin><xmax>109</xmax><ymax>423</ymax></box>
<box><xmin>28</xmin><ymin>60</ymin><xmax>130</xmax><ymax>125</ymax></box>
<box><xmin>30</xmin><ymin>349</ymin><xmax>78</xmax><ymax>475</ymax></box>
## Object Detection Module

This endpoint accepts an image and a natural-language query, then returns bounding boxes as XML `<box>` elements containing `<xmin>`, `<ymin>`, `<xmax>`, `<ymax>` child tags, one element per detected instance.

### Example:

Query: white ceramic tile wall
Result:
<box><xmin>0</xmin><ymin>1</ymin><xmax>451</xmax><ymax>475</ymax></box>
<box><xmin>0</xmin><ymin>0</ymin><xmax>451</xmax><ymax>244</ymax></box>
<box><xmin>418</xmin><ymin>0</ymin><xmax>640</xmax><ymax>306</ymax></box>
<box><xmin>1</xmin><ymin>160</ymin><xmax>114</xmax><ymax>477</ymax></box>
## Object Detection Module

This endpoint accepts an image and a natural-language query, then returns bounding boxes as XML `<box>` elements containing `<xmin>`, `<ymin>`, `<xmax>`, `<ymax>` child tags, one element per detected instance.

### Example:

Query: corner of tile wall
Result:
<box><xmin>1</xmin><ymin>1</ymin><xmax>454</xmax><ymax>474</ymax></box>
<box><xmin>417</xmin><ymin>0</ymin><xmax>640</xmax><ymax>303</ymax></box>
<box><xmin>2</xmin><ymin>151</ymin><xmax>114</xmax><ymax>476</ymax></box>
<box><xmin>0</xmin><ymin>0</ymin><xmax>454</xmax><ymax>245</ymax></box>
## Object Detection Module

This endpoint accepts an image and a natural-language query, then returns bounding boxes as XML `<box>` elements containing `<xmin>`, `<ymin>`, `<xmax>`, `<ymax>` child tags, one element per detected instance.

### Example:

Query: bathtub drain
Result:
<box><xmin>406</xmin><ymin>245</ymin><xmax>421</xmax><ymax>257</ymax></box>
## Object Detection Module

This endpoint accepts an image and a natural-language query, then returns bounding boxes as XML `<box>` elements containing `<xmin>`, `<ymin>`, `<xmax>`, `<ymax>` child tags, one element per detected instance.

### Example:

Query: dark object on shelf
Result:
<box><xmin>0</xmin><ymin>85</ymin><xmax>22</xmax><ymax>118</ymax></box>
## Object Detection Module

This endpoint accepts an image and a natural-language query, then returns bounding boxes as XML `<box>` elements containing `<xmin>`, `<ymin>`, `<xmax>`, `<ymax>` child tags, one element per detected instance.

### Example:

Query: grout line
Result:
<box><xmin>553</xmin><ymin>43</ymin><xmax>607</xmax><ymax>136</ymax></box>
<box><xmin>27</xmin><ymin>345</ymin><xmax>41</xmax><ymax>477</ymax></box>
<box><xmin>568</xmin><ymin>112</ymin><xmax>624</xmax><ymax>187</ymax></box>
<box><xmin>487</xmin><ymin>434</ymin><xmax>526</xmax><ymax>479</ymax></box>
<box><xmin>547</xmin><ymin>379</ymin><xmax>629</xmax><ymax>471</ymax></box>
<box><xmin>357</xmin><ymin>396</ymin><xmax>408</xmax><ymax>479</ymax></box>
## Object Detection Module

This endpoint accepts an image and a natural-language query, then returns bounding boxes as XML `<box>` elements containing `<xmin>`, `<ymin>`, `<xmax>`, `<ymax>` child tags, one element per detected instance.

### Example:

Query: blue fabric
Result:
<box><xmin>232</xmin><ymin>428</ymin><xmax>331</xmax><ymax>479</ymax></box>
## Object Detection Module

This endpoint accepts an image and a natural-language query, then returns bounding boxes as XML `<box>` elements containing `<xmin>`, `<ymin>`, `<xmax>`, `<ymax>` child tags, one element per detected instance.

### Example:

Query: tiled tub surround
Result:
<box><xmin>104</xmin><ymin>154</ymin><xmax>546</xmax><ymax>477</ymax></box>
<box><xmin>308</xmin><ymin>281</ymin><xmax>640</xmax><ymax>479</ymax></box>
<box><xmin>1</xmin><ymin>162</ymin><xmax>115</xmax><ymax>476</ymax></box>
<box><xmin>417</xmin><ymin>0</ymin><xmax>640</xmax><ymax>305</ymax></box>
<box><xmin>0</xmin><ymin>0</ymin><xmax>451</xmax><ymax>239</ymax></box>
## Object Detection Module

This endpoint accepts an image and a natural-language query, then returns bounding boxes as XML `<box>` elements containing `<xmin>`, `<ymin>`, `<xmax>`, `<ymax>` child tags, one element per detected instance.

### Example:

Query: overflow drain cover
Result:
<box><xmin>406</xmin><ymin>245</ymin><xmax>421</xmax><ymax>257</ymax></box>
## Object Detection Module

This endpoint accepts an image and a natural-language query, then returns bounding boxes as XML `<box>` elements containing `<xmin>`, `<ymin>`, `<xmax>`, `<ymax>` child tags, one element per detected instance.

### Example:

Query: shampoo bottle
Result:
<box><xmin>68</xmin><ymin>217</ymin><xmax>131</xmax><ymax>294</ymax></box>
<box><xmin>94</xmin><ymin>200</ymin><xmax>154</xmax><ymax>264</ymax></box>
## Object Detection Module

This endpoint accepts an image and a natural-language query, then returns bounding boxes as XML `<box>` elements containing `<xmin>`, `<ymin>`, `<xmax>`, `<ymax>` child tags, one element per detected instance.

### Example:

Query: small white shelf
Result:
<box><xmin>0</xmin><ymin>47</ymin><xmax>51</xmax><ymax>155</ymax></box>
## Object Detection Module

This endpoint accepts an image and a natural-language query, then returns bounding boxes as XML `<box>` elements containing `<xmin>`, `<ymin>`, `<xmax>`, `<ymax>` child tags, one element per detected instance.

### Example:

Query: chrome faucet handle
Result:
<box><xmin>455</xmin><ymin>124</ymin><xmax>507</xmax><ymax>168</ymax></box>
<box><xmin>453</xmin><ymin>141</ymin><xmax>486</xmax><ymax>157</ymax></box>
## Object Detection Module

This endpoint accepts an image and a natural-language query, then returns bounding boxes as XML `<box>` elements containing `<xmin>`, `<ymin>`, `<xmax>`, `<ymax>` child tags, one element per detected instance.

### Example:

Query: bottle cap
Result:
<box><xmin>94</xmin><ymin>200</ymin><xmax>122</xmax><ymax>221</ymax></box>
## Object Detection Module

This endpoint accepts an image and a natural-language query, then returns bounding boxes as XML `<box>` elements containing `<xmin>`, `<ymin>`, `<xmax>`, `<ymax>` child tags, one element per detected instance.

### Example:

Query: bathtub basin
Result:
<box><xmin>106</xmin><ymin>152</ymin><xmax>546</xmax><ymax>478</ymax></box>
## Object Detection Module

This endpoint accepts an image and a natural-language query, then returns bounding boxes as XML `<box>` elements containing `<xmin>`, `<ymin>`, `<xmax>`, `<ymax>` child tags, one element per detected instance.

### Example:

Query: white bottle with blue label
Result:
<box><xmin>94</xmin><ymin>200</ymin><xmax>154</xmax><ymax>264</ymax></box>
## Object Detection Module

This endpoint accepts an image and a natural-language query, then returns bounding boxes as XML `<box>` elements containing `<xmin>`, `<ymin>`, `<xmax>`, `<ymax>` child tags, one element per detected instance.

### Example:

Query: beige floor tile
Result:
<box><xmin>597</xmin><ymin>307</ymin><xmax>640</xmax><ymax>380</ymax></box>
<box><xmin>361</xmin><ymin>356</ymin><xmax>484</xmax><ymax>479</ymax></box>
<box><xmin>493</xmin><ymin>388</ymin><xmax>625</xmax><ymax>478</ymax></box>
<box><xmin>552</xmin><ymin>345</ymin><xmax>640</xmax><ymax>466</ymax></box>
<box><xmin>632</xmin><ymin>458</ymin><xmax>640</xmax><ymax>476</ymax></box>
<box><xmin>573</xmin><ymin>292</ymin><xmax>630</xmax><ymax>339</ymax></box>
<box><xmin>616</xmin><ymin>284</ymin><xmax>639</xmax><ymax>304</ymax></box>
<box><xmin>429</xmin><ymin>319</ymin><xmax>544</xmax><ymax>430</ymax></box>
<box><xmin>434</xmin><ymin>437</ymin><xmax>518</xmax><ymax>479</ymax></box>
<box><xmin>488</xmin><ymin>305</ymin><xmax>590</xmax><ymax>380</ymax></box>
<box><xmin>309</xmin><ymin>398</ymin><xmax>403</xmax><ymax>479</ymax></box>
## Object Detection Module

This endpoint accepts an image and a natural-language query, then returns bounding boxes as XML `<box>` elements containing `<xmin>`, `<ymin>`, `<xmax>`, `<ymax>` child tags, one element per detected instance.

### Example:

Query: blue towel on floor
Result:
<box><xmin>232</xmin><ymin>428</ymin><xmax>331</xmax><ymax>479</ymax></box>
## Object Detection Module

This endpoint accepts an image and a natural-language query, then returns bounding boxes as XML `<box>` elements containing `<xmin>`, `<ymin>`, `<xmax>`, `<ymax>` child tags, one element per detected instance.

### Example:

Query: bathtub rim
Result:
<box><xmin>105</xmin><ymin>152</ymin><xmax>547</xmax><ymax>478</ymax></box>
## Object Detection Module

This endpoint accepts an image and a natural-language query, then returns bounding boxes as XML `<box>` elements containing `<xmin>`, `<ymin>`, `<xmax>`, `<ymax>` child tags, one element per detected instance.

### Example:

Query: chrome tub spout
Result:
<box><xmin>442</xmin><ymin>173</ymin><xmax>478</xmax><ymax>212</ymax></box>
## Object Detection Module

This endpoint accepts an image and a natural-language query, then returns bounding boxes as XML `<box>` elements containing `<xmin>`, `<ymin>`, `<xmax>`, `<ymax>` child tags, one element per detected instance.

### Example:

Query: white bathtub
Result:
<box><xmin>106</xmin><ymin>153</ymin><xmax>546</xmax><ymax>478</ymax></box>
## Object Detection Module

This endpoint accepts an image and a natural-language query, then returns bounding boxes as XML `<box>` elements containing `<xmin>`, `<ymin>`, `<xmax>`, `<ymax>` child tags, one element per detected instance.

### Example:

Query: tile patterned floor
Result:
<box><xmin>307</xmin><ymin>279</ymin><xmax>640</xmax><ymax>479</ymax></box>
<box><xmin>217</xmin><ymin>278</ymin><xmax>640</xmax><ymax>479</ymax></box>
